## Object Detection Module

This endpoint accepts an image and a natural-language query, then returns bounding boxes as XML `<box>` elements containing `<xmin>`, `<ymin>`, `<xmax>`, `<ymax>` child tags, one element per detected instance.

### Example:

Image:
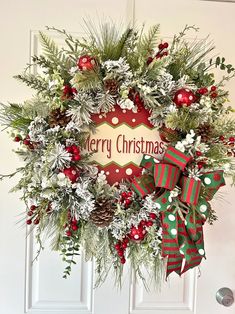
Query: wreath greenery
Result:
<box><xmin>1</xmin><ymin>22</ymin><xmax>235</xmax><ymax>287</ymax></box>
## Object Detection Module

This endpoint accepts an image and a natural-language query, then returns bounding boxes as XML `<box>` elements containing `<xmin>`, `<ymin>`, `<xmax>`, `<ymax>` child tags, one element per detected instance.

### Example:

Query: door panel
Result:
<box><xmin>0</xmin><ymin>1</ymin><xmax>234</xmax><ymax>314</ymax></box>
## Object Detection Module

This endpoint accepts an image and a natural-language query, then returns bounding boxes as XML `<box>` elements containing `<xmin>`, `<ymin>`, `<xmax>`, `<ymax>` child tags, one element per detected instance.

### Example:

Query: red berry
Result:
<box><xmin>72</xmin><ymin>154</ymin><xmax>81</xmax><ymax>161</ymax></box>
<box><xmin>23</xmin><ymin>139</ymin><xmax>30</xmax><ymax>146</ymax></box>
<box><xmin>14</xmin><ymin>136</ymin><xmax>21</xmax><ymax>142</ymax></box>
<box><xmin>34</xmin><ymin>218</ymin><xmax>40</xmax><ymax>225</ymax></box>
<box><xmin>127</xmin><ymin>191</ymin><xmax>133</xmax><ymax>197</ymax></box>
<box><xmin>203</xmin><ymin>87</ymin><xmax>208</xmax><ymax>94</ymax></box>
<box><xmin>210</xmin><ymin>92</ymin><xmax>218</xmax><ymax>98</ymax></box>
<box><xmin>118</xmin><ymin>250</ymin><xmax>124</xmax><ymax>257</ymax></box>
<box><xmin>115</xmin><ymin>243</ymin><xmax>121</xmax><ymax>250</ymax></box>
<box><xmin>123</xmin><ymin>237</ymin><xmax>129</xmax><ymax>244</ymax></box>
<box><xmin>26</xmin><ymin>219</ymin><xmax>32</xmax><ymax>225</ymax></box>
<box><xmin>163</xmin><ymin>42</ymin><xmax>169</xmax><ymax>49</ymax></box>
<box><xmin>146</xmin><ymin>220</ymin><xmax>153</xmax><ymax>227</ymax></box>
<box><xmin>149</xmin><ymin>213</ymin><xmax>157</xmax><ymax>220</ymax></box>
<box><xmin>71</xmin><ymin>224</ymin><xmax>78</xmax><ymax>231</ymax></box>
<box><xmin>72</xmin><ymin>145</ymin><xmax>80</xmax><ymax>154</ymax></box>
<box><xmin>211</xmin><ymin>86</ymin><xmax>217</xmax><ymax>92</ymax></box>
<box><xmin>30</xmin><ymin>205</ymin><xmax>37</xmax><ymax>211</ymax></box>
<box><xmin>139</xmin><ymin>220</ymin><xmax>146</xmax><ymax>227</ymax></box>
<box><xmin>198</xmin><ymin>88</ymin><xmax>204</xmax><ymax>95</ymax></box>
<box><xmin>147</xmin><ymin>57</ymin><xmax>153</xmax><ymax>65</ymax></box>
<box><xmin>229</xmin><ymin>137</ymin><xmax>235</xmax><ymax>142</ymax></box>
<box><xmin>66</xmin><ymin>230</ymin><xmax>72</xmax><ymax>237</ymax></box>
<box><xmin>155</xmin><ymin>53</ymin><xmax>161</xmax><ymax>59</ymax></box>
<box><xmin>219</xmin><ymin>135</ymin><xmax>225</xmax><ymax>141</ymax></box>
<box><xmin>197</xmin><ymin>162</ymin><xmax>205</xmax><ymax>169</ymax></box>
<box><xmin>162</xmin><ymin>51</ymin><xmax>168</xmax><ymax>57</ymax></box>
<box><xmin>121</xmin><ymin>192</ymin><xmax>127</xmax><ymax>198</ymax></box>
<box><xmin>125</xmin><ymin>199</ymin><xmax>132</xmax><ymax>206</ymax></box>
<box><xmin>158</xmin><ymin>43</ymin><xmax>164</xmax><ymax>50</ymax></box>
<box><xmin>120</xmin><ymin>257</ymin><xmax>126</xmax><ymax>264</ymax></box>
<box><xmin>27</xmin><ymin>211</ymin><xmax>33</xmax><ymax>216</ymax></box>
<box><xmin>122</xmin><ymin>242</ymin><xmax>127</xmax><ymax>249</ymax></box>
<box><xmin>196</xmin><ymin>151</ymin><xmax>202</xmax><ymax>157</ymax></box>
<box><xmin>66</xmin><ymin>146</ymin><xmax>73</xmax><ymax>153</ymax></box>
<box><xmin>71</xmin><ymin>88</ymin><xmax>77</xmax><ymax>95</ymax></box>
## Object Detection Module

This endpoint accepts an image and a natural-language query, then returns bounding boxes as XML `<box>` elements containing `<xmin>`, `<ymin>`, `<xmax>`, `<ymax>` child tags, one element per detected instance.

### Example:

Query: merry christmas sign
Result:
<box><xmin>85</xmin><ymin>105</ymin><xmax>165</xmax><ymax>184</ymax></box>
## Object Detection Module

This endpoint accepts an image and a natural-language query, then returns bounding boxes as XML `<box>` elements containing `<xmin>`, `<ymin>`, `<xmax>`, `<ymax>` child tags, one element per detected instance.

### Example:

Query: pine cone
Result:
<box><xmin>104</xmin><ymin>79</ymin><xmax>119</xmax><ymax>96</ymax></box>
<box><xmin>90</xmin><ymin>198</ymin><xmax>115</xmax><ymax>227</ymax></box>
<box><xmin>49</xmin><ymin>109</ymin><xmax>71</xmax><ymax>128</ymax></box>
<box><xmin>197</xmin><ymin>123</ymin><xmax>213</xmax><ymax>142</ymax></box>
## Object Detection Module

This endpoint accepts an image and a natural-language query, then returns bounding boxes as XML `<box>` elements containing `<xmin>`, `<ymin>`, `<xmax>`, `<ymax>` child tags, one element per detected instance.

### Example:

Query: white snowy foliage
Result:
<box><xmin>46</xmin><ymin>143</ymin><xmax>71</xmax><ymax>169</ymax></box>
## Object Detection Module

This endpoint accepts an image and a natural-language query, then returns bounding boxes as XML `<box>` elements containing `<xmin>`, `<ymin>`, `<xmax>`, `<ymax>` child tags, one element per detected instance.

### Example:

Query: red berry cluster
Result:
<box><xmin>62</xmin><ymin>85</ymin><xmax>77</xmax><ymax>99</ymax></box>
<box><xmin>197</xmin><ymin>85</ymin><xmax>218</xmax><ymax>99</ymax></box>
<box><xmin>128</xmin><ymin>89</ymin><xmax>144</xmax><ymax>112</ymax></box>
<box><xmin>120</xmin><ymin>191</ymin><xmax>133</xmax><ymax>208</ymax></box>
<box><xmin>66</xmin><ymin>144</ymin><xmax>81</xmax><ymax>162</ymax></box>
<box><xmin>26</xmin><ymin>205</ymin><xmax>40</xmax><ymax>225</ymax></box>
<box><xmin>65</xmin><ymin>211</ymin><xmax>79</xmax><ymax>237</ymax></box>
<box><xmin>14</xmin><ymin>134</ymin><xmax>36</xmax><ymax>150</ymax></box>
<box><xmin>114</xmin><ymin>237</ymin><xmax>129</xmax><ymax>264</ymax></box>
<box><xmin>156</xmin><ymin>42</ymin><xmax>169</xmax><ymax>59</ymax></box>
<box><xmin>128</xmin><ymin>214</ymin><xmax>156</xmax><ymax>242</ymax></box>
<box><xmin>194</xmin><ymin>151</ymin><xmax>206</xmax><ymax>169</ymax></box>
<box><xmin>147</xmin><ymin>42</ymin><xmax>169</xmax><ymax>65</ymax></box>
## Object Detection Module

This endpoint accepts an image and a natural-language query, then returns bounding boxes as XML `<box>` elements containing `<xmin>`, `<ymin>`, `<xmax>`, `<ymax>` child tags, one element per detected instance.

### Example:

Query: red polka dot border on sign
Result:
<box><xmin>97</xmin><ymin>162</ymin><xmax>142</xmax><ymax>185</ymax></box>
<box><xmin>92</xmin><ymin>104</ymin><xmax>153</xmax><ymax>129</ymax></box>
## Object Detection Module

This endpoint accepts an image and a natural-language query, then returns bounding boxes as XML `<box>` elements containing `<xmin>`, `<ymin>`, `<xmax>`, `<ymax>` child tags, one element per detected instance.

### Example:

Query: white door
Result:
<box><xmin>0</xmin><ymin>1</ymin><xmax>235</xmax><ymax>314</ymax></box>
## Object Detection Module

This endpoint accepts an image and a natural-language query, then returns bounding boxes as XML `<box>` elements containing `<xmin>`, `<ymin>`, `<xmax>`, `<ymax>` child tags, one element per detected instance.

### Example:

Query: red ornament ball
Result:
<box><xmin>173</xmin><ymin>88</ymin><xmax>196</xmax><ymax>107</ymax></box>
<box><xmin>63</xmin><ymin>166</ymin><xmax>80</xmax><ymax>183</ymax></box>
<box><xmin>77</xmin><ymin>55</ymin><xmax>96</xmax><ymax>71</ymax></box>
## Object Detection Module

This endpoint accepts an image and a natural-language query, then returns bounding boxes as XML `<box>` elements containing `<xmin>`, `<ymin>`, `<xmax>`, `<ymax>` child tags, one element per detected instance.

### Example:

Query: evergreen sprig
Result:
<box><xmin>14</xmin><ymin>73</ymin><xmax>48</xmax><ymax>93</ymax></box>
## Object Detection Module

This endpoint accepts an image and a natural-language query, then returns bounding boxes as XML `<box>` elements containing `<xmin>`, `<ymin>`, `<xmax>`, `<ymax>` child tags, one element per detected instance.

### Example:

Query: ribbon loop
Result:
<box><xmin>154</xmin><ymin>164</ymin><xmax>180</xmax><ymax>190</ymax></box>
<box><xmin>163</xmin><ymin>146</ymin><xmax>191</xmax><ymax>170</ymax></box>
<box><xmin>179</xmin><ymin>176</ymin><xmax>201</xmax><ymax>205</ymax></box>
<box><xmin>131</xmin><ymin>146</ymin><xmax>225</xmax><ymax>278</ymax></box>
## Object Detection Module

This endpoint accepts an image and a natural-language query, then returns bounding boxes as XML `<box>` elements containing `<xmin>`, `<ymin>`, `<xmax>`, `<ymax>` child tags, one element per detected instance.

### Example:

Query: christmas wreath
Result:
<box><xmin>1</xmin><ymin>22</ymin><xmax>235</xmax><ymax>287</ymax></box>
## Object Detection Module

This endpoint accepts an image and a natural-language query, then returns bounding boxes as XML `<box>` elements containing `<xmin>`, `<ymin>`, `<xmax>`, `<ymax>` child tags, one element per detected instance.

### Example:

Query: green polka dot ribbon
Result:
<box><xmin>131</xmin><ymin>146</ymin><xmax>226</xmax><ymax>277</ymax></box>
<box><xmin>162</xmin><ymin>210</ymin><xmax>204</xmax><ymax>276</ymax></box>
